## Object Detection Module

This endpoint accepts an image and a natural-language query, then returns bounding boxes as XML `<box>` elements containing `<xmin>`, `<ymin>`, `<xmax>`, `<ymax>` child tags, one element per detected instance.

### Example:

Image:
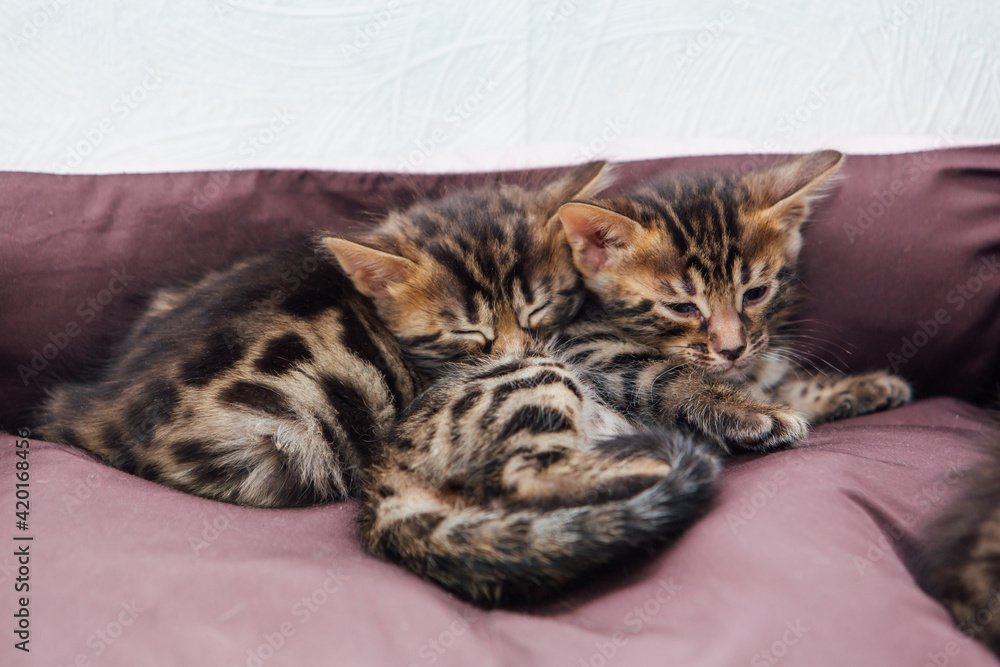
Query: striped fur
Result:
<box><xmin>360</xmin><ymin>153</ymin><xmax>910</xmax><ymax>605</ymax></box>
<box><xmin>918</xmin><ymin>425</ymin><xmax>1000</xmax><ymax>654</ymax></box>
<box><xmin>557</xmin><ymin>151</ymin><xmax>912</xmax><ymax>452</ymax></box>
<box><xmin>35</xmin><ymin>163</ymin><xmax>609</xmax><ymax>507</ymax></box>
<box><xmin>359</xmin><ymin>349</ymin><xmax>718</xmax><ymax>606</ymax></box>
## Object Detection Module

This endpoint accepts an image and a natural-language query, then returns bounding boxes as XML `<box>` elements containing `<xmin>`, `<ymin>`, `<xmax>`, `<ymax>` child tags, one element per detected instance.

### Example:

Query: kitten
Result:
<box><xmin>555</xmin><ymin>150</ymin><xmax>912</xmax><ymax>452</ymax></box>
<box><xmin>918</xmin><ymin>427</ymin><xmax>1000</xmax><ymax>654</ymax></box>
<box><xmin>35</xmin><ymin>163</ymin><xmax>609</xmax><ymax>508</ymax></box>
<box><xmin>355</xmin><ymin>152</ymin><xmax>912</xmax><ymax>605</ymax></box>
<box><xmin>358</xmin><ymin>348</ymin><xmax>718</xmax><ymax>606</ymax></box>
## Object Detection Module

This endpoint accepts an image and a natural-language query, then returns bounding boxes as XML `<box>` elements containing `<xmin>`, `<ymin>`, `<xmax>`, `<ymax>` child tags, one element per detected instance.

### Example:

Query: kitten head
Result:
<box><xmin>324</xmin><ymin>162</ymin><xmax>612</xmax><ymax>371</ymax></box>
<box><xmin>558</xmin><ymin>151</ymin><xmax>843</xmax><ymax>381</ymax></box>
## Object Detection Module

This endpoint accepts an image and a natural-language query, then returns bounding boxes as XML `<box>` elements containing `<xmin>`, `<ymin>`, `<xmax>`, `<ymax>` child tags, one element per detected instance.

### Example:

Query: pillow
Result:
<box><xmin>2</xmin><ymin>146</ymin><xmax>999</xmax><ymax>430</ymax></box>
<box><xmin>6</xmin><ymin>398</ymin><xmax>997</xmax><ymax>665</ymax></box>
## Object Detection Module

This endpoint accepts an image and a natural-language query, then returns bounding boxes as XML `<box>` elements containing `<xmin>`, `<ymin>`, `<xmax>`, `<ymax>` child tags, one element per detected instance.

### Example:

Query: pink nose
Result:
<box><xmin>708</xmin><ymin>309</ymin><xmax>746</xmax><ymax>361</ymax></box>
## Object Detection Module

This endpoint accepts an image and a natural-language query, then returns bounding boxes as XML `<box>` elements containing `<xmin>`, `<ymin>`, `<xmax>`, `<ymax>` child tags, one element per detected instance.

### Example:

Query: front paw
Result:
<box><xmin>821</xmin><ymin>371</ymin><xmax>912</xmax><ymax>422</ymax></box>
<box><xmin>691</xmin><ymin>401</ymin><xmax>809</xmax><ymax>453</ymax></box>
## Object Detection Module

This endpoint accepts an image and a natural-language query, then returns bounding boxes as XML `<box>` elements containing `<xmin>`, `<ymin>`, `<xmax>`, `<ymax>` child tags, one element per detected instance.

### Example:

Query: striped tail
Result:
<box><xmin>918</xmin><ymin>428</ymin><xmax>1000</xmax><ymax>653</ymax></box>
<box><xmin>358</xmin><ymin>429</ymin><xmax>718</xmax><ymax>607</ymax></box>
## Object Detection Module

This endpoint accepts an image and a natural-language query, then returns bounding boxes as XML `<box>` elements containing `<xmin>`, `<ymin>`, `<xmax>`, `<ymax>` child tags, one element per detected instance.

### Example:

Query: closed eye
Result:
<box><xmin>454</xmin><ymin>330</ymin><xmax>490</xmax><ymax>346</ymax></box>
<box><xmin>525</xmin><ymin>305</ymin><xmax>548</xmax><ymax>329</ymax></box>
<box><xmin>667</xmin><ymin>302</ymin><xmax>700</xmax><ymax>317</ymax></box>
<box><xmin>742</xmin><ymin>285</ymin><xmax>769</xmax><ymax>305</ymax></box>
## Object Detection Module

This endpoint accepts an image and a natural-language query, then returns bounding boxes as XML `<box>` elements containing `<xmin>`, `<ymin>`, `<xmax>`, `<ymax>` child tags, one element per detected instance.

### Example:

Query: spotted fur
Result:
<box><xmin>35</xmin><ymin>163</ymin><xmax>609</xmax><ymax>507</ymax></box>
<box><xmin>556</xmin><ymin>151</ymin><xmax>912</xmax><ymax>452</ymax></box>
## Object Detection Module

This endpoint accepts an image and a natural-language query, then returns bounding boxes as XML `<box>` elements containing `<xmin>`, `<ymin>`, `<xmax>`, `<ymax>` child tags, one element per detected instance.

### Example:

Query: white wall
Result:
<box><xmin>2</xmin><ymin>0</ymin><xmax>997</xmax><ymax>174</ymax></box>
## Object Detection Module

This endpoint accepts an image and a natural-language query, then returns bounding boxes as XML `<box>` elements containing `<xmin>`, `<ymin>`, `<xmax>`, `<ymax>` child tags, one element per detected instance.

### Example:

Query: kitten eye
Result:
<box><xmin>525</xmin><ymin>305</ymin><xmax>548</xmax><ymax>329</ymax></box>
<box><xmin>454</xmin><ymin>330</ymin><xmax>489</xmax><ymax>346</ymax></box>
<box><xmin>667</xmin><ymin>302</ymin><xmax>700</xmax><ymax>316</ymax></box>
<box><xmin>743</xmin><ymin>285</ymin><xmax>769</xmax><ymax>304</ymax></box>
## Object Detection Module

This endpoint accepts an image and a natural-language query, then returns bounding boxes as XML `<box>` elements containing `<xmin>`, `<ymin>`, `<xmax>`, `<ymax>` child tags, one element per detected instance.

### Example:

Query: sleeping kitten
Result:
<box><xmin>555</xmin><ymin>150</ymin><xmax>912</xmax><ymax>452</ymax></box>
<box><xmin>358</xmin><ymin>348</ymin><xmax>718</xmax><ymax>606</ymax></box>
<box><xmin>355</xmin><ymin>152</ymin><xmax>912</xmax><ymax>605</ymax></box>
<box><xmin>35</xmin><ymin>163</ymin><xmax>609</xmax><ymax>507</ymax></box>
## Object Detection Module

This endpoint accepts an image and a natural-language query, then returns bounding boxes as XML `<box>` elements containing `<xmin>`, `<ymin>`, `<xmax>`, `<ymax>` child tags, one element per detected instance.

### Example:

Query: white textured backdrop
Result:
<box><xmin>2</xmin><ymin>0</ymin><xmax>997</xmax><ymax>174</ymax></box>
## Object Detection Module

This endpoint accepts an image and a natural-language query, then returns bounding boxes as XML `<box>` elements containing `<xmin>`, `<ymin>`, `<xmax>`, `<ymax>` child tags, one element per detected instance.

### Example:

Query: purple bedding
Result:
<box><xmin>2</xmin><ymin>147</ymin><xmax>1000</xmax><ymax>666</ymax></box>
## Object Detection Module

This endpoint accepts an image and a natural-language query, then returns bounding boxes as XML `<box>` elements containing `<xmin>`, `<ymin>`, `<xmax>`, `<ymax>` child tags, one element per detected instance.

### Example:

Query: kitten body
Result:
<box><xmin>35</xmin><ymin>165</ymin><xmax>604</xmax><ymax>507</ymax></box>
<box><xmin>359</xmin><ymin>348</ymin><xmax>718</xmax><ymax>606</ymax></box>
<box><xmin>556</xmin><ymin>151</ymin><xmax>912</xmax><ymax>452</ymax></box>
<box><xmin>39</xmin><ymin>162</ymin><xmax>722</xmax><ymax>606</ymax></box>
<box><xmin>37</xmin><ymin>153</ymin><xmax>914</xmax><ymax>607</ymax></box>
<box><xmin>39</xmin><ymin>241</ymin><xmax>405</xmax><ymax>507</ymax></box>
<box><xmin>358</xmin><ymin>152</ymin><xmax>914</xmax><ymax>605</ymax></box>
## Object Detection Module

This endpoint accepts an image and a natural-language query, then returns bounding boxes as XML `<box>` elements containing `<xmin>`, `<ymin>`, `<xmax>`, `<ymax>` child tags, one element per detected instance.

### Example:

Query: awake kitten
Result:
<box><xmin>355</xmin><ymin>152</ymin><xmax>912</xmax><ymax>605</ymax></box>
<box><xmin>555</xmin><ymin>151</ymin><xmax>912</xmax><ymax>451</ymax></box>
<box><xmin>35</xmin><ymin>163</ymin><xmax>607</xmax><ymax>507</ymax></box>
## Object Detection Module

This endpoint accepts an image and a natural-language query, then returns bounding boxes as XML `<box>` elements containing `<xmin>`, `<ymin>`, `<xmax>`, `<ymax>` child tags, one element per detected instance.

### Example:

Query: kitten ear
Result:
<box><xmin>539</xmin><ymin>161</ymin><xmax>615</xmax><ymax>218</ymax></box>
<box><xmin>323</xmin><ymin>237</ymin><xmax>416</xmax><ymax>299</ymax></box>
<box><xmin>745</xmin><ymin>150</ymin><xmax>844</xmax><ymax>231</ymax></box>
<box><xmin>557</xmin><ymin>202</ymin><xmax>641</xmax><ymax>276</ymax></box>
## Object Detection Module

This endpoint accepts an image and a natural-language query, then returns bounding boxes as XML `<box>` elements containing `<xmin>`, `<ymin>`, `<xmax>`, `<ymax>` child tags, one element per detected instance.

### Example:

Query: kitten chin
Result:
<box><xmin>706</xmin><ymin>362</ymin><xmax>756</xmax><ymax>382</ymax></box>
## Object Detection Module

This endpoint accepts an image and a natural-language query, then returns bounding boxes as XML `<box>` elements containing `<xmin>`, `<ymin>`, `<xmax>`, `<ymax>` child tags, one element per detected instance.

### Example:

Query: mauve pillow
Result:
<box><xmin>4</xmin><ymin>398</ymin><xmax>998</xmax><ymax>666</ymax></box>
<box><xmin>2</xmin><ymin>146</ymin><xmax>999</xmax><ymax>430</ymax></box>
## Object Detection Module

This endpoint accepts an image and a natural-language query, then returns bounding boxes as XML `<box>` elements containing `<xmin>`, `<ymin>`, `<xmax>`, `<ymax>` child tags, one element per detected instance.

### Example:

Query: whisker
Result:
<box><xmin>765</xmin><ymin>343</ymin><xmax>847</xmax><ymax>375</ymax></box>
<box><xmin>770</xmin><ymin>333</ymin><xmax>854</xmax><ymax>366</ymax></box>
<box><xmin>778</xmin><ymin>348</ymin><xmax>845</xmax><ymax>375</ymax></box>
<box><xmin>772</xmin><ymin>339</ymin><xmax>855</xmax><ymax>363</ymax></box>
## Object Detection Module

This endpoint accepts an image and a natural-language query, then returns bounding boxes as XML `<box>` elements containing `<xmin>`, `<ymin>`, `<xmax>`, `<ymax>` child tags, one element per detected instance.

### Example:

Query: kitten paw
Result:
<box><xmin>696</xmin><ymin>402</ymin><xmax>808</xmax><ymax>453</ymax></box>
<box><xmin>822</xmin><ymin>371</ymin><xmax>912</xmax><ymax>421</ymax></box>
<box><xmin>758</xmin><ymin>407</ymin><xmax>811</xmax><ymax>450</ymax></box>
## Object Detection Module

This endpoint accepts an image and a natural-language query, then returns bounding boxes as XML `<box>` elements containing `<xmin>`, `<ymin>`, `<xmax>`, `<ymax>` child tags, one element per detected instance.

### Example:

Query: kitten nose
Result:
<box><xmin>493</xmin><ymin>329</ymin><xmax>533</xmax><ymax>355</ymax></box>
<box><xmin>718</xmin><ymin>345</ymin><xmax>746</xmax><ymax>362</ymax></box>
<box><xmin>708</xmin><ymin>308</ymin><xmax>746</xmax><ymax>362</ymax></box>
